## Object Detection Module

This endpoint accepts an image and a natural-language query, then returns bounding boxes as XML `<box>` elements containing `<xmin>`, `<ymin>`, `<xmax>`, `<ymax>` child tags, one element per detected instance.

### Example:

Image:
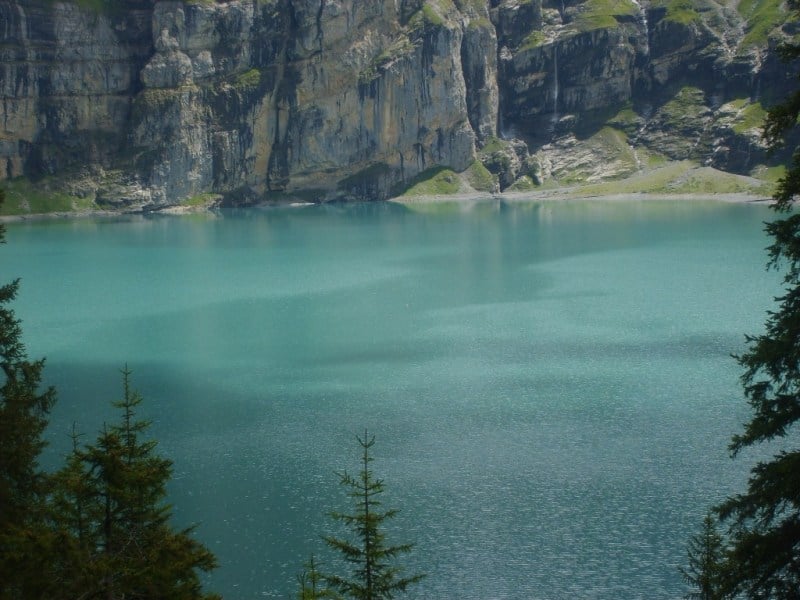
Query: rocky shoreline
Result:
<box><xmin>0</xmin><ymin>189</ymin><xmax>773</xmax><ymax>223</ymax></box>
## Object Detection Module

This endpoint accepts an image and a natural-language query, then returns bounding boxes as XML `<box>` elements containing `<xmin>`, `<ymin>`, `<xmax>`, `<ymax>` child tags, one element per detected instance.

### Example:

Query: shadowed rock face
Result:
<box><xmin>0</xmin><ymin>0</ymin><xmax>789</xmax><ymax>207</ymax></box>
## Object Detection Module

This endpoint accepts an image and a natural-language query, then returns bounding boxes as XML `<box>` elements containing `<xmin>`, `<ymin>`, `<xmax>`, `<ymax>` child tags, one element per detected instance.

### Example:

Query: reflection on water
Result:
<box><xmin>3</xmin><ymin>200</ymin><xmax>778</xmax><ymax>598</ymax></box>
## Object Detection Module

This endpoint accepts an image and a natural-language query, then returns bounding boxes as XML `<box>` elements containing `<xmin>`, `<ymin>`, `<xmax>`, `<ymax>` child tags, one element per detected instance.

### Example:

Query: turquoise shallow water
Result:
<box><xmin>3</xmin><ymin>200</ymin><xmax>780</xmax><ymax>598</ymax></box>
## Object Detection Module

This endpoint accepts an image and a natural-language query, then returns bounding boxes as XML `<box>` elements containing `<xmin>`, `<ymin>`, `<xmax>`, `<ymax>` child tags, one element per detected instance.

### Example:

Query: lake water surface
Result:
<box><xmin>3</xmin><ymin>199</ymin><xmax>780</xmax><ymax>598</ymax></box>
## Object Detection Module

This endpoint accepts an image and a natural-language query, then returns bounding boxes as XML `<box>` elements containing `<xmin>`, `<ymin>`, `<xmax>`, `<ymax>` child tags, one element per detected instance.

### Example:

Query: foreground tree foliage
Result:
<box><xmin>681</xmin><ymin>513</ymin><xmax>727</xmax><ymax>600</ymax></box>
<box><xmin>49</xmin><ymin>368</ymin><xmax>220</xmax><ymax>600</ymax></box>
<box><xmin>0</xmin><ymin>190</ymin><xmax>58</xmax><ymax>599</ymax></box>
<box><xmin>297</xmin><ymin>554</ymin><xmax>331</xmax><ymax>599</ymax></box>
<box><xmin>323</xmin><ymin>431</ymin><xmax>424</xmax><ymax>600</ymax></box>
<box><xmin>714</xmin><ymin>2</ymin><xmax>800</xmax><ymax>595</ymax></box>
<box><xmin>0</xmin><ymin>195</ymin><xmax>217</xmax><ymax>598</ymax></box>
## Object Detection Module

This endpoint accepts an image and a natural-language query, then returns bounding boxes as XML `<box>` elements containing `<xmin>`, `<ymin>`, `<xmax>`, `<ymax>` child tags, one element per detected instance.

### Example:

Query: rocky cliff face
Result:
<box><xmin>0</xmin><ymin>0</ymin><xmax>792</xmax><ymax>208</ymax></box>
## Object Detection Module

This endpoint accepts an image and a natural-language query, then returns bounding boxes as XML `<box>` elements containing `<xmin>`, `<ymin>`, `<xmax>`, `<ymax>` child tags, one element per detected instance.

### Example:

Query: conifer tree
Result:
<box><xmin>715</xmin><ymin>3</ymin><xmax>800</xmax><ymax>595</ymax></box>
<box><xmin>0</xmin><ymin>190</ymin><xmax>58</xmax><ymax>599</ymax></box>
<box><xmin>48</xmin><ymin>425</ymin><xmax>99</xmax><ymax>598</ymax></box>
<box><xmin>323</xmin><ymin>431</ymin><xmax>424</xmax><ymax>600</ymax></box>
<box><xmin>681</xmin><ymin>513</ymin><xmax>727</xmax><ymax>600</ymax></box>
<box><xmin>297</xmin><ymin>554</ymin><xmax>331</xmax><ymax>599</ymax></box>
<box><xmin>51</xmin><ymin>368</ymin><xmax>220</xmax><ymax>600</ymax></box>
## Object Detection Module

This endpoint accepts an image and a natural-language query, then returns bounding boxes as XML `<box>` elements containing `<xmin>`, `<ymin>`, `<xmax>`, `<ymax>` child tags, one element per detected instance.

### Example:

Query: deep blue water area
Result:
<box><xmin>3</xmin><ymin>199</ymin><xmax>781</xmax><ymax>598</ymax></box>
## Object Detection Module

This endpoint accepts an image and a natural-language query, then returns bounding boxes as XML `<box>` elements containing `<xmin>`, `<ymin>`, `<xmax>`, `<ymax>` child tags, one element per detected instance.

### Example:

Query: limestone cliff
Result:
<box><xmin>0</xmin><ymin>0</ymin><xmax>792</xmax><ymax>210</ymax></box>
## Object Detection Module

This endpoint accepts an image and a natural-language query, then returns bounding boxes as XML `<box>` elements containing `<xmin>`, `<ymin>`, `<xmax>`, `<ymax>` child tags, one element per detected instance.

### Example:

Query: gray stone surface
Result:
<box><xmin>0</xmin><ymin>0</ymin><xmax>788</xmax><ymax>206</ymax></box>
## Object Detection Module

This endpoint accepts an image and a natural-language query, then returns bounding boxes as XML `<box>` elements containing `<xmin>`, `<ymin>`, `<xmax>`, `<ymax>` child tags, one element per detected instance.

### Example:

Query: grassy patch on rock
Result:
<box><xmin>181</xmin><ymin>193</ymin><xmax>222</xmax><ymax>208</ymax></box>
<box><xmin>401</xmin><ymin>166</ymin><xmax>467</xmax><ymax>196</ymax></box>
<box><xmin>661</xmin><ymin>86</ymin><xmax>708</xmax><ymax>123</ymax></box>
<box><xmin>234</xmin><ymin>68</ymin><xmax>263</xmax><ymax>92</ymax></box>
<box><xmin>421</xmin><ymin>3</ymin><xmax>446</xmax><ymax>25</ymax></box>
<box><xmin>575</xmin><ymin>0</ymin><xmax>639</xmax><ymax>31</ymax></box>
<box><xmin>520</xmin><ymin>30</ymin><xmax>547</xmax><ymax>50</ymax></box>
<box><xmin>56</xmin><ymin>0</ymin><xmax>129</xmax><ymax>16</ymax></box>
<box><xmin>606</xmin><ymin>105</ymin><xmax>643</xmax><ymax>137</ymax></box>
<box><xmin>360</xmin><ymin>36</ymin><xmax>415</xmax><ymax>84</ymax></box>
<box><xmin>731</xmin><ymin>100</ymin><xmax>767</xmax><ymax>135</ymax></box>
<box><xmin>751</xmin><ymin>164</ymin><xmax>785</xmax><ymax>184</ymax></box>
<box><xmin>546</xmin><ymin>126</ymin><xmax>640</xmax><ymax>184</ymax></box>
<box><xmin>507</xmin><ymin>176</ymin><xmax>538</xmax><ymax>191</ymax></box>
<box><xmin>649</xmin><ymin>0</ymin><xmax>701</xmax><ymax>24</ymax></box>
<box><xmin>649</xmin><ymin>86</ymin><xmax>711</xmax><ymax>156</ymax></box>
<box><xmin>479</xmin><ymin>136</ymin><xmax>508</xmax><ymax>155</ymax></box>
<box><xmin>408</xmin><ymin>1</ymin><xmax>453</xmax><ymax>29</ymax></box>
<box><xmin>0</xmin><ymin>178</ymin><xmax>90</xmax><ymax>216</ymax></box>
<box><xmin>464</xmin><ymin>160</ymin><xmax>497</xmax><ymax>192</ymax></box>
<box><xmin>593</xmin><ymin>127</ymin><xmax>638</xmax><ymax>166</ymax></box>
<box><xmin>738</xmin><ymin>0</ymin><xmax>786</xmax><ymax>47</ymax></box>
<box><xmin>571</xmin><ymin>160</ymin><xmax>771</xmax><ymax>196</ymax></box>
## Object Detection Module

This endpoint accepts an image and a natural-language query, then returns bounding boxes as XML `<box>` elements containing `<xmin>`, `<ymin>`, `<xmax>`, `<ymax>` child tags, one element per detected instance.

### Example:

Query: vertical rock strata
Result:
<box><xmin>0</xmin><ymin>0</ymin><xmax>790</xmax><ymax>206</ymax></box>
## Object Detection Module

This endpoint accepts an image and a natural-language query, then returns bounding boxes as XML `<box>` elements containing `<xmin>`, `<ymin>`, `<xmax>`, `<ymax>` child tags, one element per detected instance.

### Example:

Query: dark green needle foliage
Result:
<box><xmin>715</xmin><ymin>3</ymin><xmax>800</xmax><ymax>596</ymax></box>
<box><xmin>47</xmin><ymin>424</ymin><xmax>99</xmax><ymax>596</ymax></box>
<box><xmin>323</xmin><ymin>431</ymin><xmax>424</xmax><ymax>600</ymax></box>
<box><xmin>298</xmin><ymin>554</ymin><xmax>332</xmax><ymax>599</ymax></box>
<box><xmin>681</xmin><ymin>513</ymin><xmax>727</xmax><ymax>600</ymax></box>
<box><xmin>0</xmin><ymin>192</ymin><xmax>216</xmax><ymax>598</ymax></box>
<box><xmin>50</xmin><ymin>368</ymin><xmax>220</xmax><ymax>600</ymax></box>
<box><xmin>0</xmin><ymin>189</ymin><xmax>58</xmax><ymax>599</ymax></box>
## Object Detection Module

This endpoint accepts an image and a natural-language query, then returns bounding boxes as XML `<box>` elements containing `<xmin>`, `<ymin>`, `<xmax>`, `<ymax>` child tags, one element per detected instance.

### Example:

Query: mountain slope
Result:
<box><xmin>0</xmin><ymin>0</ymin><xmax>792</xmax><ymax>211</ymax></box>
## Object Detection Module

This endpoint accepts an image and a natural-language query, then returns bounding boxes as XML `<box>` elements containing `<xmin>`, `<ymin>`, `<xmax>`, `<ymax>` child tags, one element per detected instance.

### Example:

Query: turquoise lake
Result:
<box><xmin>2</xmin><ymin>199</ymin><xmax>781</xmax><ymax>598</ymax></box>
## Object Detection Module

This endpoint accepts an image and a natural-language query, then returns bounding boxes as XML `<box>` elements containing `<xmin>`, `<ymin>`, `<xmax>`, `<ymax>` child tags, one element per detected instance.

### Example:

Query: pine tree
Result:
<box><xmin>0</xmin><ymin>190</ymin><xmax>58</xmax><ymax>599</ymax></box>
<box><xmin>681</xmin><ymin>513</ymin><xmax>727</xmax><ymax>600</ymax></box>
<box><xmin>715</xmin><ymin>3</ymin><xmax>800</xmax><ymax>595</ymax></box>
<box><xmin>323</xmin><ymin>431</ymin><xmax>424</xmax><ymax>600</ymax></box>
<box><xmin>48</xmin><ymin>424</ymin><xmax>100</xmax><ymax>598</ymax></box>
<box><xmin>297</xmin><ymin>554</ymin><xmax>331</xmax><ymax>599</ymax></box>
<box><xmin>51</xmin><ymin>367</ymin><xmax>220</xmax><ymax>600</ymax></box>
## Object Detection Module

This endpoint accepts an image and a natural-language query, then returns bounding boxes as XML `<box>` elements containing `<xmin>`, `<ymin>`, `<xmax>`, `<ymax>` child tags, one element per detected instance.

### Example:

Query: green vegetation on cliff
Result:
<box><xmin>660</xmin><ymin>86</ymin><xmax>708</xmax><ymax>127</ymax></box>
<box><xmin>464</xmin><ymin>160</ymin><xmax>497</xmax><ymax>192</ymax></box>
<box><xmin>181</xmin><ymin>192</ymin><xmax>222</xmax><ymax>208</ymax></box>
<box><xmin>659</xmin><ymin>0</ymin><xmax>701</xmax><ymax>24</ymax></box>
<box><xmin>0</xmin><ymin>178</ymin><xmax>88</xmax><ymax>215</ymax></box>
<box><xmin>359</xmin><ymin>36</ymin><xmax>415</xmax><ymax>84</ymax></box>
<box><xmin>507</xmin><ymin>175</ymin><xmax>538</xmax><ymax>191</ymax></box>
<box><xmin>401</xmin><ymin>167</ymin><xmax>465</xmax><ymax>196</ymax></box>
<box><xmin>520</xmin><ymin>30</ymin><xmax>547</xmax><ymax>50</ymax></box>
<box><xmin>730</xmin><ymin>99</ymin><xmax>768</xmax><ymax>135</ymax></box>
<box><xmin>569</xmin><ymin>160</ymin><xmax>772</xmax><ymax>196</ymax></box>
<box><xmin>738</xmin><ymin>0</ymin><xmax>786</xmax><ymax>46</ymax></box>
<box><xmin>408</xmin><ymin>1</ymin><xmax>450</xmax><ymax>29</ymax></box>
<box><xmin>57</xmin><ymin>0</ymin><xmax>134</xmax><ymax>15</ymax></box>
<box><xmin>233</xmin><ymin>68</ymin><xmax>263</xmax><ymax>92</ymax></box>
<box><xmin>575</xmin><ymin>0</ymin><xmax>639</xmax><ymax>31</ymax></box>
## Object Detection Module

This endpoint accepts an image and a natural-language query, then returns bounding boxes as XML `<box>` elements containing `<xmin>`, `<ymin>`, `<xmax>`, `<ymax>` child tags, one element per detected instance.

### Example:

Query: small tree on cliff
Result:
<box><xmin>0</xmin><ymin>189</ymin><xmax>58</xmax><ymax>599</ymax></box>
<box><xmin>715</xmin><ymin>2</ymin><xmax>800</xmax><ymax>595</ymax></box>
<box><xmin>323</xmin><ymin>431</ymin><xmax>424</xmax><ymax>600</ymax></box>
